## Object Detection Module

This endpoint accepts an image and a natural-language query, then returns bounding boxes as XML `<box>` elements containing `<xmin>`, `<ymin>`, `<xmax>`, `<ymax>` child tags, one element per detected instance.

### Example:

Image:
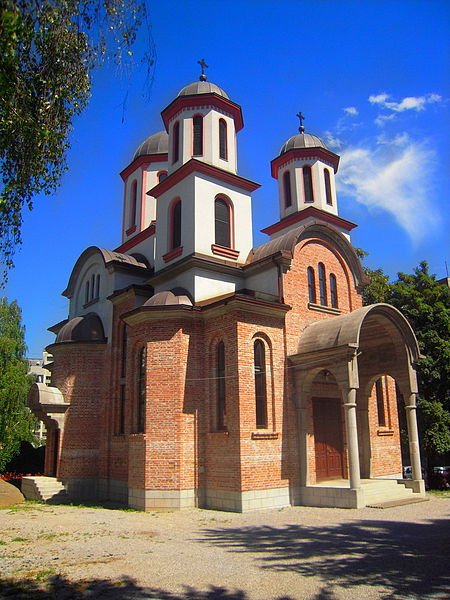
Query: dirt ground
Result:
<box><xmin>0</xmin><ymin>495</ymin><xmax>449</xmax><ymax>600</ymax></box>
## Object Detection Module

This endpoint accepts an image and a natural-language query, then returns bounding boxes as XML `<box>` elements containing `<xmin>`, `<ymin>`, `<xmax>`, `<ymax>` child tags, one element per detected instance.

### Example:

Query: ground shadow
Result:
<box><xmin>0</xmin><ymin>575</ymin><xmax>302</xmax><ymax>600</ymax></box>
<box><xmin>199</xmin><ymin>515</ymin><xmax>450</xmax><ymax>599</ymax></box>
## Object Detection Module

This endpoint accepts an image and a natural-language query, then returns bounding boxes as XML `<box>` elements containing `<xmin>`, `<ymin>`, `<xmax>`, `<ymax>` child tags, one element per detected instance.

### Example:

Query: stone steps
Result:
<box><xmin>362</xmin><ymin>479</ymin><xmax>420</xmax><ymax>506</ymax></box>
<box><xmin>21</xmin><ymin>476</ymin><xmax>70</xmax><ymax>504</ymax></box>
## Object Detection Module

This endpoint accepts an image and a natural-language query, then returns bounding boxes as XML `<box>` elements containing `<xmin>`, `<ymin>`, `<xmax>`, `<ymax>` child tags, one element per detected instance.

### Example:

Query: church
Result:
<box><xmin>28</xmin><ymin>66</ymin><xmax>426</xmax><ymax>511</ymax></box>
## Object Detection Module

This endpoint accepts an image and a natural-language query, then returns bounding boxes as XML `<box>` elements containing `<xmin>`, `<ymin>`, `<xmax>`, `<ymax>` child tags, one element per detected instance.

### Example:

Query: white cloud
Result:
<box><xmin>323</xmin><ymin>131</ymin><xmax>343</xmax><ymax>150</ymax></box>
<box><xmin>376</xmin><ymin>132</ymin><xmax>410</xmax><ymax>147</ymax></box>
<box><xmin>374</xmin><ymin>113</ymin><xmax>397</xmax><ymax>127</ymax></box>
<box><xmin>343</xmin><ymin>106</ymin><xmax>359</xmax><ymax>116</ymax></box>
<box><xmin>336</xmin><ymin>141</ymin><xmax>439</xmax><ymax>243</ymax></box>
<box><xmin>369</xmin><ymin>92</ymin><xmax>443</xmax><ymax>113</ymax></box>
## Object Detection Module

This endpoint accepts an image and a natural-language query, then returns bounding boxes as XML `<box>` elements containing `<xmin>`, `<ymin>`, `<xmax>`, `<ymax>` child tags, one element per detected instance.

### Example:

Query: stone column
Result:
<box><xmin>344</xmin><ymin>388</ymin><xmax>361</xmax><ymax>490</ymax></box>
<box><xmin>406</xmin><ymin>394</ymin><xmax>422</xmax><ymax>480</ymax></box>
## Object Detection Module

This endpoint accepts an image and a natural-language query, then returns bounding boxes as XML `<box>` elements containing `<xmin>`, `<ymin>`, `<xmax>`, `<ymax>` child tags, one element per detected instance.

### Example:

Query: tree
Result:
<box><xmin>0</xmin><ymin>0</ymin><xmax>155</xmax><ymax>284</ymax></box>
<box><xmin>0</xmin><ymin>297</ymin><xmax>35</xmax><ymax>471</ymax></box>
<box><xmin>361</xmin><ymin>257</ymin><xmax>450</xmax><ymax>465</ymax></box>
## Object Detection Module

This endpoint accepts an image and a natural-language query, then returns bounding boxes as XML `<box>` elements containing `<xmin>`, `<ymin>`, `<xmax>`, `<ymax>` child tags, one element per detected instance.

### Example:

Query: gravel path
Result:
<box><xmin>0</xmin><ymin>495</ymin><xmax>449</xmax><ymax>599</ymax></box>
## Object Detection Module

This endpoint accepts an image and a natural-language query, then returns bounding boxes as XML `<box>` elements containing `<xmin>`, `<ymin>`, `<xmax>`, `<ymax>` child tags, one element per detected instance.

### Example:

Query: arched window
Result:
<box><xmin>137</xmin><ymin>346</ymin><xmax>147</xmax><ymax>433</ymax></box>
<box><xmin>254</xmin><ymin>340</ymin><xmax>268</xmax><ymax>429</ymax></box>
<box><xmin>193</xmin><ymin>115</ymin><xmax>203</xmax><ymax>156</ymax></box>
<box><xmin>214</xmin><ymin>197</ymin><xmax>231</xmax><ymax>248</ymax></box>
<box><xmin>219</xmin><ymin>119</ymin><xmax>228</xmax><ymax>160</ymax></box>
<box><xmin>283</xmin><ymin>171</ymin><xmax>292</xmax><ymax>208</ymax></box>
<box><xmin>171</xmin><ymin>199</ymin><xmax>182</xmax><ymax>249</ymax></box>
<box><xmin>91</xmin><ymin>274</ymin><xmax>95</xmax><ymax>300</ymax></box>
<box><xmin>324</xmin><ymin>168</ymin><xmax>332</xmax><ymax>205</ymax></box>
<box><xmin>216</xmin><ymin>341</ymin><xmax>226</xmax><ymax>430</ymax></box>
<box><xmin>158</xmin><ymin>171</ymin><xmax>168</xmax><ymax>183</ymax></box>
<box><xmin>318</xmin><ymin>262</ymin><xmax>327</xmax><ymax>305</ymax></box>
<box><xmin>307</xmin><ymin>267</ymin><xmax>316</xmax><ymax>303</ymax></box>
<box><xmin>172</xmin><ymin>121</ymin><xmax>180</xmax><ymax>163</ymax></box>
<box><xmin>329</xmin><ymin>273</ymin><xmax>338</xmax><ymax>308</ymax></box>
<box><xmin>303</xmin><ymin>165</ymin><xmax>314</xmax><ymax>203</ymax></box>
<box><xmin>375</xmin><ymin>378</ymin><xmax>386</xmax><ymax>427</ymax></box>
<box><xmin>129</xmin><ymin>180</ymin><xmax>137</xmax><ymax>227</ymax></box>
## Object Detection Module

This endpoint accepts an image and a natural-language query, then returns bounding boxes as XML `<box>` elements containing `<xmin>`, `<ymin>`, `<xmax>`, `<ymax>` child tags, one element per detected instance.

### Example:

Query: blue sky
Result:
<box><xmin>4</xmin><ymin>0</ymin><xmax>450</xmax><ymax>357</ymax></box>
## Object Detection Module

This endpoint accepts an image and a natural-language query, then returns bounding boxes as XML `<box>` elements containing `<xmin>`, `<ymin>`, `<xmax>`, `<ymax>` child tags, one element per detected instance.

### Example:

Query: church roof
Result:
<box><xmin>56</xmin><ymin>313</ymin><xmax>106</xmax><ymax>344</ymax></box>
<box><xmin>132</xmin><ymin>130</ymin><xmax>169</xmax><ymax>161</ymax></box>
<box><xmin>144</xmin><ymin>289</ymin><xmax>193</xmax><ymax>307</ymax></box>
<box><xmin>177</xmin><ymin>80</ymin><xmax>229</xmax><ymax>99</ymax></box>
<box><xmin>279</xmin><ymin>132</ymin><xmax>328</xmax><ymax>155</ymax></box>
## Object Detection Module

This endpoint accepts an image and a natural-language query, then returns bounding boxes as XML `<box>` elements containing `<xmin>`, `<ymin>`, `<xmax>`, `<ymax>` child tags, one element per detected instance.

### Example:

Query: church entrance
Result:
<box><xmin>313</xmin><ymin>397</ymin><xmax>344</xmax><ymax>481</ymax></box>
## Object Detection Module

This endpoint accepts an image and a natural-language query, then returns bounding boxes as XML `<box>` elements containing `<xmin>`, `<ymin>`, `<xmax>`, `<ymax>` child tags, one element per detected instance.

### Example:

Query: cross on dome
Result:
<box><xmin>296</xmin><ymin>111</ymin><xmax>305</xmax><ymax>133</ymax></box>
<box><xmin>198</xmin><ymin>58</ymin><xmax>208</xmax><ymax>81</ymax></box>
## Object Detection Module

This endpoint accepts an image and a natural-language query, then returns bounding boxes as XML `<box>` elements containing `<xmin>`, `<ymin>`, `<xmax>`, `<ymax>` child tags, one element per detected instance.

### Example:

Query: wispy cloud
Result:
<box><xmin>376</xmin><ymin>132</ymin><xmax>410</xmax><ymax>146</ymax></box>
<box><xmin>323</xmin><ymin>131</ymin><xmax>344</xmax><ymax>150</ymax></box>
<box><xmin>369</xmin><ymin>92</ymin><xmax>442</xmax><ymax>112</ymax></box>
<box><xmin>343</xmin><ymin>106</ymin><xmax>359</xmax><ymax>116</ymax></box>
<box><xmin>337</xmin><ymin>140</ymin><xmax>439</xmax><ymax>243</ymax></box>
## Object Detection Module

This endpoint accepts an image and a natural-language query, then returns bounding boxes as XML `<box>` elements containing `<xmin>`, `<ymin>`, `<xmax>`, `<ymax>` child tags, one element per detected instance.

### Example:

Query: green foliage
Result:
<box><xmin>0</xmin><ymin>0</ymin><xmax>154</xmax><ymax>284</ymax></box>
<box><xmin>0</xmin><ymin>298</ymin><xmax>35</xmax><ymax>471</ymax></box>
<box><xmin>359</xmin><ymin>255</ymin><xmax>450</xmax><ymax>458</ymax></box>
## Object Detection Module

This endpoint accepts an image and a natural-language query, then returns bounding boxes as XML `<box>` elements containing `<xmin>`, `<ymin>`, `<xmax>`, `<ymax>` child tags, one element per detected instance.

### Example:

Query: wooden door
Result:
<box><xmin>313</xmin><ymin>397</ymin><xmax>344</xmax><ymax>481</ymax></box>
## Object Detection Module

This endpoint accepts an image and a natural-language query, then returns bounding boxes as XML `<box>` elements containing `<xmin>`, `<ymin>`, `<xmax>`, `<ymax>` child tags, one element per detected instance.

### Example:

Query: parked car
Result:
<box><xmin>430</xmin><ymin>466</ymin><xmax>450</xmax><ymax>490</ymax></box>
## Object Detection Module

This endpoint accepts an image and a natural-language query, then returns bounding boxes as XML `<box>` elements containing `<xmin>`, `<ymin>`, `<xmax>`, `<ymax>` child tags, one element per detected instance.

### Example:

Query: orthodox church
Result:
<box><xmin>29</xmin><ymin>66</ymin><xmax>426</xmax><ymax>511</ymax></box>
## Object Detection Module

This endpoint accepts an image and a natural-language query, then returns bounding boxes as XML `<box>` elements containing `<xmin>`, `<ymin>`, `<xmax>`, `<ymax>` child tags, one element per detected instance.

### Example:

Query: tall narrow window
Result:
<box><xmin>376</xmin><ymin>378</ymin><xmax>386</xmax><ymax>427</ymax></box>
<box><xmin>95</xmin><ymin>274</ymin><xmax>100</xmax><ymax>299</ymax></box>
<box><xmin>216</xmin><ymin>341</ymin><xmax>226</xmax><ymax>430</ymax></box>
<box><xmin>254</xmin><ymin>340</ymin><xmax>268</xmax><ymax>429</ymax></box>
<box><xmin>324</xmin><ymin>168</ymin><xmax>332</xmax><ymax>205</ymax></box>
<box><xmin>120</xmin><ymin>324</ymin><xmax>127</xmax><ymax>379</ymax></box>
<box><xmin>330</xmin><ymin>273</ymin><xmax>338</xmax><ymax>308</ymax></box>
<box><xmin>91</xmin><ymin>274</ymin><xmax>95</xmax><ymax>301</ymax></box>
<box><xmin>130</xmin><ymin>180</ymin><xmax>137</xmax><ymax>227</ymax></box>
<box><xmin>85</xmin><ymin>281</ymin><xmax>90</xmax><ymax>304</ymax></box>
<box><xmin>171</xmin><ymin>199</ymin><xmax>182</xmax><ymax>249</ymax></box>
<box><xmin>219</xmin><ymin>118</ymin><xmax>228</xmax><ymax>160</ymax></box>
<box><xmin>318</xmin><ymin>262</ymin><xmax>327</xmax><ymax>305</ymax></box>
<box><xmin>117</xmin><ymin>385</ymin><xmax>126</xmax><ymax>435</ymax></box>
<box><xmin>193</xmin><ymin>115</ymin><xmax>203</xmax><ymax>156</ymax></box>
<box><xmin>307</xmin><ymin>267</ymin><xmax>316</xmax><ymax>303</ymax></box>
<box><xmin>214</xmin><ymin>197</ymin><xmax>231</xmax><ymax>247</ymax></box>
<box><xmin>172</xmin><ymin>121</ymin><xmax>180</xmax><ymax>163</ymax></box>
<box><xmin>303</xmin><ymin>165</ymin><xmax>314</xmax><ymax>203</ymax></box>
<box><xmin>137</xmin><ymin>347</ymin><xmax>147</xmax><ymax>433</ymax></box>
<box><xmin>283</xmin><ymin>171</ymin><xmax>292</xmax><ymax>208</ymax></box>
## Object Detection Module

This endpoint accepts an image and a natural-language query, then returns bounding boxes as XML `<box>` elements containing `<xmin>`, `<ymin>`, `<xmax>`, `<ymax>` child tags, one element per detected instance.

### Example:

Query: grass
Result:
<box><xmin>427</xmin><ymin>489</ymin><xmax>450</xmax><ymax>498</ymax></box>
<box><xmin>11</xmin><ymin>537</ymin><xmax>28</xmax><ymax>543</ymax></box>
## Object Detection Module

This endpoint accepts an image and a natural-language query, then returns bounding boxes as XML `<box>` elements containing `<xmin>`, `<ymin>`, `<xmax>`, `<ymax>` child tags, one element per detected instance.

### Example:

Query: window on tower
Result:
<box><xmin>216</xmin><ymin>341</ymin><xmax>226</xmax><ymax>430</ymax></box>
<box><xmin>214</xmin><ymin>197</ymin><xmax>231</xmax><ymax>248</ymax></box>
<box><xmin>219</xmin><ymin>119</ymin><xmax>228</xmax><ymax>160</ymax></box>
<box><xmin>307</xmin><ymin>267</ymin><xmax>316</xmax><ymax>303</ymax></box>
<box><xmin>303</xmin><ymin>165</ymin><xmax>314</xmax><ymax>203</ymax></box>
<box><xmin>375</xmin><ymin>378</ymin><xmax>387</xmax><ymax>428</ymax></box>
<box><xmin>330</xmin><ymin>273</ymin><xmax>338</xmax><ymax>308</ymax></box>
<box><xmin>173</xmin><ymin>121</ymin><xmax>180</xmax><ymax>163</ymax></box>
<box><xmin>193</xmin><ymin>115</ymin><xmax>203</xmax><ymax>156</ymax></box>
<box><xmin>254</xmin><ymin>340</ymin><xmax>268</xmax><ymax>429</ymax></box>
<box><xmin>136</xmin><ymin>346</ymin><xmax>147</xmax><ymax>433</ymax></box>
<box><xmin>158</xmin><ymin>170</ymin><xmax>168</xmax><ymax>183</ymax></box>
<box><xmin>171</xmin><ymin>199</ymin><xmax>182</xmax><ymax>249</ymax></box>
<box><xmin>283</xmin><ymin>170</ymin><xmax>292</xmax><ymax>208</ymax></box>
<box><xmin>324</xmin><ymin>168</ymin><xmax>333</xmax><ymax>205</ymax></box>
<box><xmin>318</xmin><ymin>262</ymin><xmax>327</xmax><ymax>305</ymax></box>
<box><xmin>129</xmin><ymin>180</ymin><xmax>137</xmax><ymax>227</ymax></box>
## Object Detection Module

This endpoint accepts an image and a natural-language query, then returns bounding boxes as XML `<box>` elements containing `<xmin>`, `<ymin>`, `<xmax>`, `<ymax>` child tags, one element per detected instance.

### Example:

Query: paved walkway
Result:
<box><xmin>0</xmin><ymin>495</ymin><xmax>449</xmax><ymax>599</ymax></box>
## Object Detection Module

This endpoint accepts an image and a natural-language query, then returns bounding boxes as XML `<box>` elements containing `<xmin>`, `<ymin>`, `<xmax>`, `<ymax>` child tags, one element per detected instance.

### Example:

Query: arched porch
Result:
<box><xmin>289</xmin><ymin>304</ymin><xmax>425</xmax><ymax>508</ymax></box>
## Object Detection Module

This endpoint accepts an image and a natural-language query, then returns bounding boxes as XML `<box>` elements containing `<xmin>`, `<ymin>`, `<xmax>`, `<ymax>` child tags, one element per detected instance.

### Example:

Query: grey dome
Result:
<box><xmin>56</xmin><ymin>313</ymin><xmax>106</xmax><ymax>344</ymax></box>
<box><xmin>279</xmin><ymin>132</ymin><xmax>328</xmax><ymax>155</ymax></box>
<box><xmin>144</xmin><ymin>290</ymin><xmax>192</xmax><ymax>307</ymax></box>
<box><xmin>133</xmin><ymin>130</ymin><xmax>169</xmax><ymax>161</ymax></box>
<box><xmin>177</xmin><ymin>80</ymin><xmax>229</xmax><ymax>100</ymax></box>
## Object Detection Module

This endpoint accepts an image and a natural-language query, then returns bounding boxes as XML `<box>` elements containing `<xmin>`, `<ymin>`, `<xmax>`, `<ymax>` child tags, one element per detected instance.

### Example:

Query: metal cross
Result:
<box><xmin>198</xmin><ymin>58</ymin><xmax>209</xmax><ymax>81</ymax></box>
<box><xmin>296</xmin><ymin>111</ymin><xmax>305</xmax><ymax>133</ymax></box>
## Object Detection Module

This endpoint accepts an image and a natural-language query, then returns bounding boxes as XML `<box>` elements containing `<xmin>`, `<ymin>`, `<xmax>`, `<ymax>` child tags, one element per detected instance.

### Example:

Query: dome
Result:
<box><xmin>56</xmin><ymin>313</ymin><xmax>106</xmax><ymax>344</ymax></box>
<box><xmin>177</xmin><ymin>80</ymin><xmax>229</xmax><ymax>100</ymax></box>
<box><xmin>144</xmin><ymin>290</ymin><xmax>193</xmax><ymax>307</ymax></box>
<box><xmin>133</xmin><ymin>130</ymin><xmax>169</xmax><ymax>161</ymax></box>
<box><xmin>279</xmin><ymin>132</ymin><xmax>328</xmax><ymax>156</ymax></box>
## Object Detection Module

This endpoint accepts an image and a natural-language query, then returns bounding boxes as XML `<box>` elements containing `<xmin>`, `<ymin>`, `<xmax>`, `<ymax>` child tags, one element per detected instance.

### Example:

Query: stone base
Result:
<box><xmin>299</xmin><ymin>485</ymin><xmax>364</xmax><ymax>508</ymax></box>
<box><xmin>206</xmin><ymin>486</ymin><xmax>291</xmax><ymax>512</ymax></box>
<box><xmin>128</xmin><ymin>488</ymin><xmax>197</xmax><ymax>510</ymax></box>
<box><xmin>402</xmin><ymin>479</ymin><xmax>426</xmax><ymax>494</ymax></box>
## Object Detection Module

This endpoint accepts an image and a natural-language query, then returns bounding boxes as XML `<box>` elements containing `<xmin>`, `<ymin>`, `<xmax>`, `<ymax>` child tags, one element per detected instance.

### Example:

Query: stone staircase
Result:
<box><xmin>362</xmin><ymin>478</ymin><xmax>426</xmax><ymax>507</ymax></box>
<box><xmin>21</xmin><ymin>476</ymin><xmax>70</xmax><ymax>504</ymax></box>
